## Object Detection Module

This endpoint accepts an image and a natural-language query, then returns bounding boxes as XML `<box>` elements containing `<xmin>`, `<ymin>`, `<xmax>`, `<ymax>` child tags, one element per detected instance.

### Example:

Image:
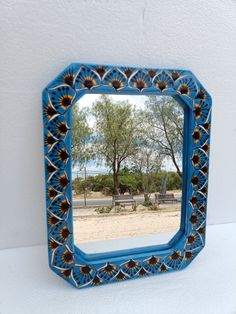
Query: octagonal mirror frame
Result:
<box><xmin>42</xmin><ymin>63</ymin><xmax>212</xmax><ymax>289</ymax></box>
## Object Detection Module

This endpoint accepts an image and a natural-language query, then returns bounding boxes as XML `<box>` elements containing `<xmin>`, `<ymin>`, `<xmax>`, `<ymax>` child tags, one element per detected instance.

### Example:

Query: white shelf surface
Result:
<box><xmin>0</xmin><ymin>223</ymin><xmax>235</xmax><ymax>314</ymax></box>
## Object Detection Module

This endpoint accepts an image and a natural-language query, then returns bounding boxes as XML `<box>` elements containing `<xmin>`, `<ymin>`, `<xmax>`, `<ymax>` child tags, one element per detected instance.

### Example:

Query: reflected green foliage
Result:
<box><xmin>72</xmin><ymin>170</ymin><xmax>182</xmax><ymax>195</ymax></box>
<box><xmin>92</xmin><ymin>95</ymin><xmax>142</xmax><ymax>194</ymax></box>
<box><xmin>144</xmin><ymin>96</ymin><xmax>183</xmax><ymax>177</ymax></box>
<box><xmin>72</xmin><ymin>106</ymin><xmax>92</xmax><ymax>167</ymax></box>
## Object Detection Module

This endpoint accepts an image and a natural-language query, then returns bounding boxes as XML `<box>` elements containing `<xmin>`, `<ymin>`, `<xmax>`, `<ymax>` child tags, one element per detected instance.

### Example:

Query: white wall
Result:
<box><xmin>1</xmin><ymin>0</ymin><xmax>235</xmax><ymax>249</ymax></box>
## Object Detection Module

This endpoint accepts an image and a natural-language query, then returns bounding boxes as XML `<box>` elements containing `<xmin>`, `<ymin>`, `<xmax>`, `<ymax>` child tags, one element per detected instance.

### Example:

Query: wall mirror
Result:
<box><xmin>43</xmin><ymin>63</ymin><xmax>211</xmax><ymax>288</ymax></box>
<box><xmin>72</xmin><ymin>94</ymin><xmax>183</xmax><ymax>254</ymax></box>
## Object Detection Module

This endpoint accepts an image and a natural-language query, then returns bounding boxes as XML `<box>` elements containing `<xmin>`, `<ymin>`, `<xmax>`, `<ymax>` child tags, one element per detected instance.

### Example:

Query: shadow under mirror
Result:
<box><xmin>72</xmin><ymin>94</ymin><xmax>184</xmax><ymax>254</ymax></box>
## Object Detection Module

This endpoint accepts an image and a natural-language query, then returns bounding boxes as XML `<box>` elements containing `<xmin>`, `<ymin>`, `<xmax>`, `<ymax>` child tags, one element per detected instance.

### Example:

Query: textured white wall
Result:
<box><xmin>0</xmin><ymin>0</ymin><xmax>235</xmax><ymax>249</ymax></box>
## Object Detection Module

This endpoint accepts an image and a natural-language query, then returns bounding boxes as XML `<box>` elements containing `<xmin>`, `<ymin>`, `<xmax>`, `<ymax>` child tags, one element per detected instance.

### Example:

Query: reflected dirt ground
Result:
<box><xmin>73</xmin><ymin>194</ymin><xmax>181</xmax><ymax>245</ymax></box>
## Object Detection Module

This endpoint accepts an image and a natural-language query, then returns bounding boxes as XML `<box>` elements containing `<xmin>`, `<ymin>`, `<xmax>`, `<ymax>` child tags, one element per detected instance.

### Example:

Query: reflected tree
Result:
<box><xmin>72</xmin><ymin>106</ymin><xmax>92</xmax><ymax>166</ymax></box>
<box><xmin>144</xmin><ymin>96</ymin><xmax>184</xmax><ymax>178</ymax></box>
<box><xmin>92</xmin><ymin>95</ymin><xmax>141</xmax><ymax>195</ymax></box>
<box><xmin>129</xmin><ymin>137</ymin><xmax>163</xmax><ymax>203</ymax></box>
<box><xmin>72</xmin><ymin>106</ymin><xmax>93</xmax><ymax>205</ymax></box>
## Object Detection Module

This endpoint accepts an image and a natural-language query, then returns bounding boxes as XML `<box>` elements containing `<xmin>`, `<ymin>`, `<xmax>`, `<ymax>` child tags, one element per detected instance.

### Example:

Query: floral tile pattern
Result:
<box><xmin>42</xmin><ymin>63</ymin><xmax>212</xmax><ymax>289</ymax></box>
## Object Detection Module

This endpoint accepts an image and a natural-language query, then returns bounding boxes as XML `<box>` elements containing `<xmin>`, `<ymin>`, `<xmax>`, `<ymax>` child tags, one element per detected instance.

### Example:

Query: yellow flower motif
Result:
<box><xmin>59</xmin><ymin>94</ymin><xmax>73</xmax><ymax>110</ymax></box>
<box><xmin>57</xmin><ymin>122</ymin><xmax>68</xmax><ymax>136</ymax></box>
<box><xmin>58</xmin><ymin>174</ymin><xmax>69</xmax><ymax>189</ymax></box>
<box><xmin>60</xmin><ymin>226</ymin><xmax>70</xmax><ymax>240</ymax></box>
<box><xmin>157</xmin><ymin>80</ymin><xmax>168</xmax><ymax>91</ymax></box>
<box><xmin>80</xmin><ymin>265</ymin><xmax>93</xmax><ymax>276</ymax></box>
<box><xmin>82</xmin><ymin>77</ymin><xmax>96</xmax><ymax>89</ymax></box>
<box><xmin>192</xmin><ymin>129</ymin><xmax>202</xmax><ymax>142</ymax></box>
<box><xmin>178</xmin><ymin>84</ymin><xmax>190</xmax><ymax>95</ymax></box>
<box><xmin>109</xmin><ymin>79</ymin><xmax>123</xmax><ymax>90</ymax></box>
<box><xmin>62</xmin><ymin>250</ymin><xmax>74</xmax><ymax>264</ymax></box>
<box><xmin>193</xmin><ymin>103</ymin><xmax>202</xmax><ymax>119</ymax></box>
<box><xmin>63</xmin><ymin>73</ymin><xmax>74</xmax><ymax>86</ymax></box>
<box><xmin>134</xmin><ymin>78</ymin><xmax>147</xmax><ymax>91</ymax></box>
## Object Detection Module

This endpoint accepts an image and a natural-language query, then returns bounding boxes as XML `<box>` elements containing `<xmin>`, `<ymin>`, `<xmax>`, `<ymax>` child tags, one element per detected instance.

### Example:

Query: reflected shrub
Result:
<box><xmin>72</xmin><ymin>170</ymin><xmax>182</xmax><ymax>196</ymax></box>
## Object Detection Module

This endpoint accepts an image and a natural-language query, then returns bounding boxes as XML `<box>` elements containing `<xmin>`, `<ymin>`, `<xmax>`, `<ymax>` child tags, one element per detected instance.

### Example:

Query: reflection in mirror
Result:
<box><xmin>72</xmin><ymin>94</ymin><xmax>184</xmax><ymax>254</ymax></box>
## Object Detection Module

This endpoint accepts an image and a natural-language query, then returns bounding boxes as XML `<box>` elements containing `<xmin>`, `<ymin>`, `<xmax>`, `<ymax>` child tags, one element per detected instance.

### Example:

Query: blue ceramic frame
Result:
<box><xmin>42</xmin><ymin>63</ymin><xmax>211</xmax><ymax>288</ymax></box>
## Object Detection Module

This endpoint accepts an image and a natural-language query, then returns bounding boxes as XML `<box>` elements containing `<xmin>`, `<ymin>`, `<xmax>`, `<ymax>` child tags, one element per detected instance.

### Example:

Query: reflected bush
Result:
<box><xmin>72</xmin><ymin>170</ymin><xmax>182</xmax><ymax>196</ymax></box>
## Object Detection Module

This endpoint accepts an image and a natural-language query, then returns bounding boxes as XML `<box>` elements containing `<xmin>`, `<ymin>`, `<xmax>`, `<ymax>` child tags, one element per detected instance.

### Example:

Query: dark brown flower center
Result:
<box><xmin>202</xmin><ymin>144</ymin><xmax>209</xmax><ymax>153</ymax></box>
<box><xmin>58</xmin><ymin>175</ymin><xmax>69</xmax><ymax>188</ymax></box>
<box><xmin>171</xmin><ymin>251</ymin><xmax>180</xmax><ymax>261</ymax></box>
<box><xmin>148</xmin><ymin>256</ymin><xmax>158</xmax><ymax>265</ymax></box>
<box><xmin>199</xmin><ymin>205</ymin><xmax>205</xmax><ymax>214</ymax></box>
<box><xmin>50</xmin><ymin>240</ymin><xmax>59</xmax><ymax>250</ymax></box>
<box><xmin>104</xmin><ymin>263</ymin><xmax>115</xmax><ymax>274</ymax></box>
<box><xmin>60</xmin><ymin>200</ymin><xmax>70</xmax><ymax>213</ymax></box>
<box><xmin>124</xmin><ymin>68</ymin><xmax>132</xmax><ymax>78</ymax></box>
<box><xmin>158</xmin><ymin>80</ymin><xmax>168</xmax><ymax>91</ymax></box>
<box><xmin>49</xmin><ymin>215</ymin><xmax>59</xmax><ymax>225</ymax></box>
<box><xmin>194</xmin><ymin>105</ymin><xmax>202</xmax><ymax>118</ymax></box>
<box><xmin>64</xmin><ymin>74</ymin><xmax>74</xmax><ymax>87</ymax></box>
<box><xmin>62</xmin><ymin>268</ymin><xmax>72</xmax><ymax>278</ymax></box>
<box><xmin>192</xmin><ymin>154</ymin><xmax>200</xmax><ymax>165</ymax></box>
<box><xmin>197</xmin><ymin>226</ymin><xmax>205</xmax><ymax>235</ymax></box>
<box><xmin>116</xmin><ymin>271</ymin><xmax>125</xmax><ymax>280</ymax></box>
<box><xmin>179</xmin><ymin>84</ymin><xmax>189</xmax><ymax>95</ymax></box>
<box><xmin>96</xmin><ymin>67</ymin><xmax>106</xmax><ymax>78</ymax></box>
<box><xmin>196</xmin><ymin>90</ymin><xmax>206</xmax><ymax>99</ymax></box>
<box><xmin>193</xmin><ymin>130</ymin><xmax>201</xmax><ymax>141</ymax></box>
<box><xmin>135</xmin><ymin>79</ymin><xmax>146</xmax><ymax>90</ymax></box>
<box><xmin>93</xmin><ymin>275</ymin><xmax>102</xmax><ymax>285</ymax></box>
<box><xmin>185</xmin><ymin>251</ymin><xmax>193</xmax><ymax>260</ymax></box>
<box><xmin>138</xmin><ymin>268</ymin><xmax>147</xmax><ymax>276</ymax></box>
<box><xmin>126</xmin><ymin>260</ymin><xmax>137</xmax><ymax>269</ymax></box>
<box><xmin>201</xmin><ymin>186</ymin><xmax>207</xmax><ymax>194</ymax></box>
<box><xmin>201</xmin><ymin>166</ymin><xmax>208</xmax><ymax>174</ymax></box>
<box><xmin>111</xmin><ymin>79</ymin><xmax>121</xmax><ymax>90</ymax></box>
<box><xmin>148</xmin><ymin>69</ymin><xmax>156</xmax><ymax>78</ymax></box>
<box><xmin>48</xmin><ymin>163</ymin><xmax>56</xmax><ymax>173</ymax></box>
<box><xmin>81</xmin><ymin>265</ymin><xmax>92</xmax><ymax>275</ymax></box>
<box><xmin>83</xmin><ymin>78</ymin><xmax>94</xmax><ymax>89</ymax></box>
<box><xmin>46</xmin><ymin>135</ymin><xmax>56</xmax><ymax>146</ymax></box>
<box><xmin>58</xmin><ymin>149</ymin><xmax>69</xmax><ymax>161</ymax></box>
<box><xmin>190</xmin><ymin>214</ymin><xmax>198</xmax><ymax>224</ymax></box>
<box><xmin>48</xmin><ymin>188</ymin><xmax>57</xmax><ymax>198</ymax></box>
<box><xmin>61</xmin><ymin>227</ymin><xmax>70</xmax><ymax>239</ymax></box>
<box><xmin>187</xmin><ymin>235</ymin><xmax>195</xmax><ymax>244</ymax></box>
<box><xmin>57</xmin><ymin>122</ymin><xmax>68</xmax><ymax>135</ymax></box>
<box><xmin>203</xmin><ymin>122</ymin><xmax>210</xmax><ymax>130</ymax></box>
<box><xmin>191</xmin><ymin>196</ymin><xmax>198</xmax><ymax>206</ymax></box>
<box><xmin>191</xmin><ymin>176</ymin><xmax>199</xmax><ymax>186</ymax></box>
<box><xmin>62</xmin><ymin>251</ymin><xmax>73</xmax><ymax>264</ymax></box>
<box><xmin>46</xmin><ymin>105</ymin><xmax>57</xmax><ymax>118</ymax></box>
<box><xmin>171</xmin><ymin>71</ymin><xmax>180</xmax><ymax>81</ymax></box>
<box><xmin>61</xmin><ymin>96</ymin><xmax>72</xmax><ymax>109</ymax></box>
<box><xmin>160</xmin><ymin>264</ymin><xmax>167</xmax><ymax>272</ymax></box>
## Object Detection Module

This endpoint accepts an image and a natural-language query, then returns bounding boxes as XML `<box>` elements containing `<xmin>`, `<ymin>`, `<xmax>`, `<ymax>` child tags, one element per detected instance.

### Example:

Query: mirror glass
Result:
<box><xmin>72</xmin><ymin>94</ymin><xmax>184</xmax><ymax>254</ymax></box>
